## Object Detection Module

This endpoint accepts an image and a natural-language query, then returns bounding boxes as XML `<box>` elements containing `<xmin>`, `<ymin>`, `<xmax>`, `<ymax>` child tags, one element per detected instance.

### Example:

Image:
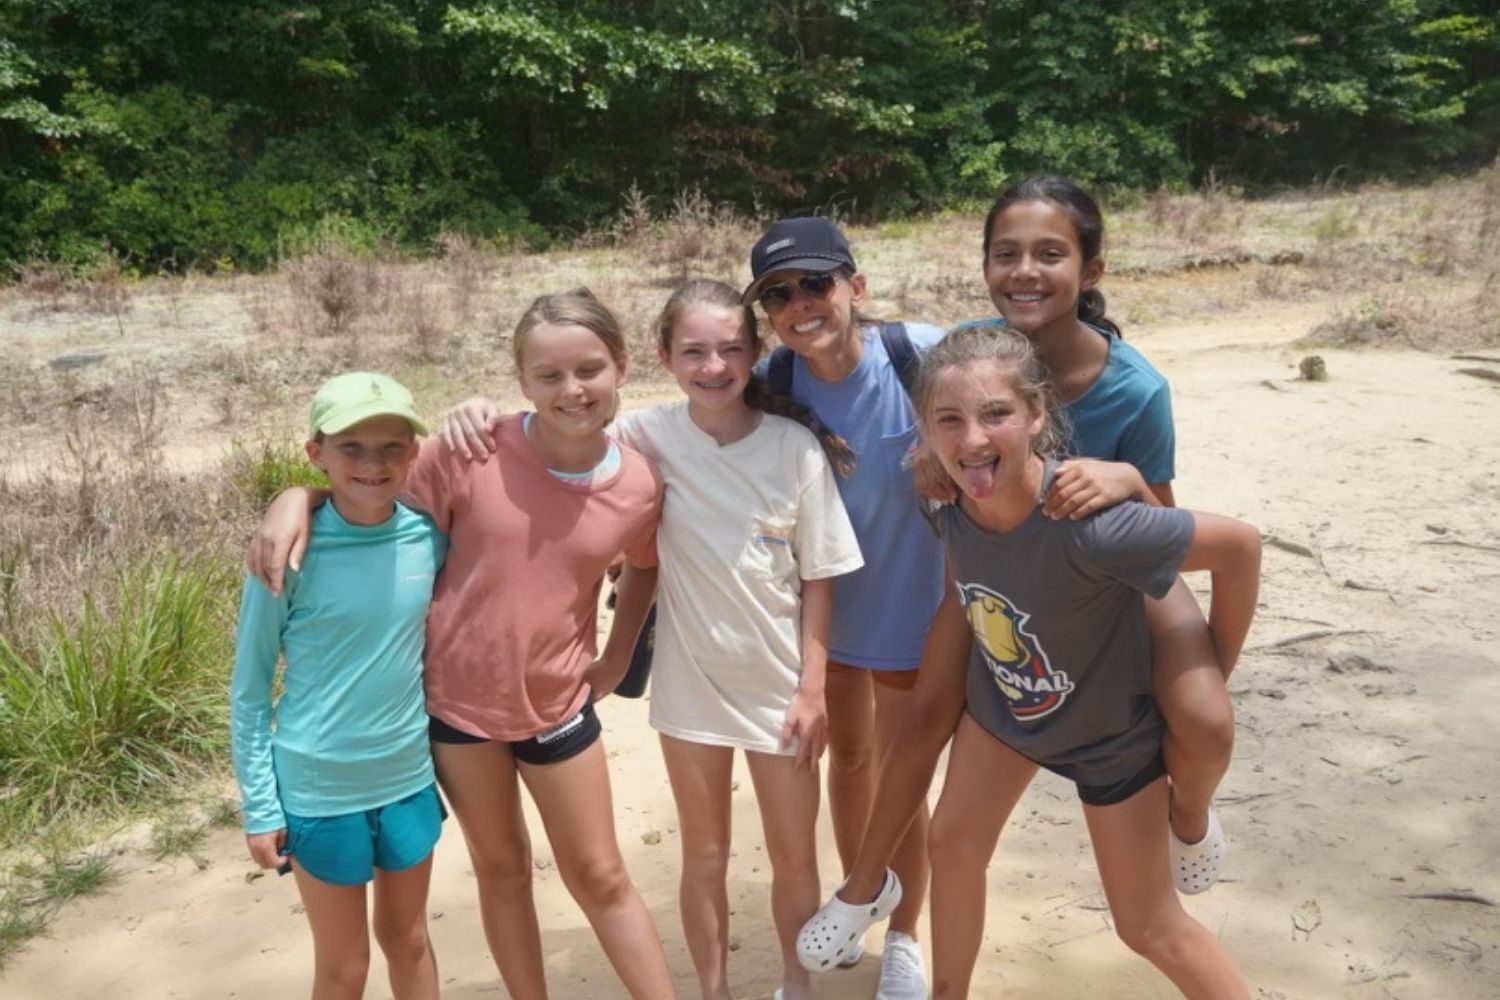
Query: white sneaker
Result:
<box><xmin>875</xmin><ymin>931</ymin><xmax>927</xmax><ymax>1000</ymax></box>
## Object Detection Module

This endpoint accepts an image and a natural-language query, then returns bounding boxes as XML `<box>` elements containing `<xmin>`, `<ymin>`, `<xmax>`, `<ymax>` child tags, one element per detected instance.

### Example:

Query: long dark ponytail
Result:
<box><xmin>982</xmin><ymin>175</ymin><xmax>1120</xmax><ymax>337</ymax></box>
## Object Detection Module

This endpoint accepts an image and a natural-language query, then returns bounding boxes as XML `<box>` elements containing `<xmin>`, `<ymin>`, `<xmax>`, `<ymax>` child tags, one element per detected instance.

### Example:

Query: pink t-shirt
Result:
<box><xmin>402</xmin><ymin>414</ymin><xmax>661</xmax><ymax>741</ymax></box>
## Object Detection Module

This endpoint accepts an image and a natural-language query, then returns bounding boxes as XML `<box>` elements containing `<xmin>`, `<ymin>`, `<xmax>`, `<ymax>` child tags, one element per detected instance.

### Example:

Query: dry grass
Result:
<box><xmin>0</xmin><ymin>170</ymin><xmax>1497</xmax><ymax>964</ymax></box>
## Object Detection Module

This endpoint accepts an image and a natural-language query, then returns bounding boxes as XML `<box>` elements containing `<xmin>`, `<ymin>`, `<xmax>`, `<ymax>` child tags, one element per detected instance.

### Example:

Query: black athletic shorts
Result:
<box><xmin>428</xmin><ymin>700</ymin><xmax>602</xmax><ymax>766</ymax></box>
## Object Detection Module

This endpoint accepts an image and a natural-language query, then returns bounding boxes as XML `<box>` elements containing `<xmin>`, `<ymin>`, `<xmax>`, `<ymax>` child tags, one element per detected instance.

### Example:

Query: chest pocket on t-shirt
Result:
<box><xmin>737</xmin><ymin>514</ymin><xmax>797</xmax><ymax>585</ymax></box>
<box><xmin>881</xmin><ymin>425</ymin><xmax>921</xmax><ymax>479</ymax></box>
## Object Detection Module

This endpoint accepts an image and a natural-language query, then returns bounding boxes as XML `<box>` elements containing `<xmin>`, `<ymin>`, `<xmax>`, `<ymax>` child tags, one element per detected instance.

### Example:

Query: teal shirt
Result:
<box><xmin>231</xmin><ymin>502</ymin><xmax>447</xmax><ymax>834</ymax></box>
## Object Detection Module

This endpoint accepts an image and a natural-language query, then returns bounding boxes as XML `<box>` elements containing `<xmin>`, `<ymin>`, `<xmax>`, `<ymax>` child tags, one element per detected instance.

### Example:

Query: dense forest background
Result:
<box><xmin>2</xmin><ymin>0</ymin><xmax>1496</xmax><ymax>271</ymax></box>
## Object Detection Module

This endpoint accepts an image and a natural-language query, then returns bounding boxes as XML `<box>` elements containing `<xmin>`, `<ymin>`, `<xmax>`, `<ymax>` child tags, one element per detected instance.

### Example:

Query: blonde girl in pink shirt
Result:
<box><xmin>249</xmin><ymin>290</ymin><xmax>676</xmax><ymax>1000</ymax></box>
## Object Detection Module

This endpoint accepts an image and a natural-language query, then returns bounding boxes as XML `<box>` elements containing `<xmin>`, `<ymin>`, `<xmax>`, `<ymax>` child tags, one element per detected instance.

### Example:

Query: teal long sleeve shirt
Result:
<box><xmin>230</xmin><ymin>502</ymin><xmax>446</xmax><ymax>834</ymax></box>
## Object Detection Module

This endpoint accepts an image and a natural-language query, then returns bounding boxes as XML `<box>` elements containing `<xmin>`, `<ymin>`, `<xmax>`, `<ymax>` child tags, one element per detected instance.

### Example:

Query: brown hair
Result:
<box><xmin>512</xmin><ymin>287</ymin><xmax>629</xmax><ymax>371</ymax></box>
<box><xmin>657</xmin><ymin>279</ymin><xmax>857</xmax><ymax>477</ymax></box>
<box><xmin>913</xmin><ymin>324</ymin><xmax>1072</xmax><ymax>461</ymax></box>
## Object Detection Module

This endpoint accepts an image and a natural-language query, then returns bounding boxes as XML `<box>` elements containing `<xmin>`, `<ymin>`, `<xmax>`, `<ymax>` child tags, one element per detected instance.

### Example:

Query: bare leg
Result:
<box><xmin>521</xmin><ymin>738</ymin><xmax>676</xmax><ymax>999</ymax></box>
<box><xmin>927</xmin><ymin>716</ymin><xmax>1036</xmax><ymax>999</ymax></box>
<box><xmin>372</xmin><ymin>854</ymin><xmax>439</xmax><ymax>1000</ymax></box>
<box><xmin>290</xmin><ymin>862</ymin><xmax>371</xmax><ymax>1000</ymax></box>
<box><xmin>660</xmin><ymin>735</ymin><xmax>735</xmax><ymax>1000</ymax></box>
<box><xmin>432</xmin><ymin>740</ymin><xmax>548</xmax><ymax>999</ymax></box>
<box><xmin>1149</xmin><ymin>579</ymin><xmax>1234</xmax><ymax>843</ymax></box>
<box><xmin>824</xmin><ymin>663</ymin><xmax>875</xmax><ymax>876</ymax></box>
<box><xmin>1084</xmin><ymin>777</ymin><xmax>1249</xmax><ymax>999</ymax></box>
<box><xmin>745</xmin><ymin>750</ymin><xmax>821</xmax><ymax>1000</ymax></box>
<box><xmin>873</xmin><ymin>681</ymin><xmax>929</xmax><ymax>939</ymax></box>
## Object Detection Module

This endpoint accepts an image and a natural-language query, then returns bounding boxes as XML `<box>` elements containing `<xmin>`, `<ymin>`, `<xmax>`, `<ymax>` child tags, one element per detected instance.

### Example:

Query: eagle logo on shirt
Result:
<box><xmin>957</xmin><ymin>583</ymin><xmax>1074</xmax><ymax>721</ymax></box>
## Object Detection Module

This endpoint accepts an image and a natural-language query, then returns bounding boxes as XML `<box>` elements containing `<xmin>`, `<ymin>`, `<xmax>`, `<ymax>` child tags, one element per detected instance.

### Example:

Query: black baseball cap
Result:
<box><xmin>741</xmin><ymin>217</ymin><xmax>857</xmax><ymax>304</ymax></box>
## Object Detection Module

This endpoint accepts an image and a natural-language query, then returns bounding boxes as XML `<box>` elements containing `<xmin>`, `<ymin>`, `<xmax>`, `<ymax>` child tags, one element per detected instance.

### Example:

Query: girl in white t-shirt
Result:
<box><xmin>441</xmin><ymin>279</ymin><xmax>863</xmax><ymax>1000</ymax></box>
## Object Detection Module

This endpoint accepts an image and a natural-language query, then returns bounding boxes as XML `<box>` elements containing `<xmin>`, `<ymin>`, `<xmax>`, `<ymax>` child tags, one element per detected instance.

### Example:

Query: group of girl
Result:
<box><xmin>239</xmin><ymin>175</ymin><xmax>1260</xmax><ymax>1000</ymax></box>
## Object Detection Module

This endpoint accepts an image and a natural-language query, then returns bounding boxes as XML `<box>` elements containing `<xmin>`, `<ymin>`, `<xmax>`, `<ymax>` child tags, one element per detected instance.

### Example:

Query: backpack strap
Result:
<box><xmin>879</xmin><ymin>321</ymin><xmax>919</xmax><ymax>397</ymax></box>
<box><xmin>767</xmin><ymin>345</ymin><xmax>796</xmax><ymax>396</ymax></box>
<box><xmin>771</xmin><ymin>324</ymin><xmax>916</xmax><ymax>397</ymax></box>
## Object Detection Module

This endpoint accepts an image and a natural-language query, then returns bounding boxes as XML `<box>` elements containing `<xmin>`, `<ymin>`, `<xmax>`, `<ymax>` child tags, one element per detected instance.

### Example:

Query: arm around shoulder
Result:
<box><xmin>247</xmin><ymin>487</ymin><xmax>328</xmax><ymax>595</ymax></box>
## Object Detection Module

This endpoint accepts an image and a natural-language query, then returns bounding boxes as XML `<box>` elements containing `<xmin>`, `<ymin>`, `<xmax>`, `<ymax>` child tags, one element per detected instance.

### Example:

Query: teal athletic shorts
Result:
<box><xmin>284</xmin><ymin>782</ymin><xmax>445</xmax><ymax>886</ymax></box>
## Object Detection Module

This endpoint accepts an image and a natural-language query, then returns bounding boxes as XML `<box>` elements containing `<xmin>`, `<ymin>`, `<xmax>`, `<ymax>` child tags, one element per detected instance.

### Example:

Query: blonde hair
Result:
<box><xmin>512</xmin><ymin>287</ymin><xmax>629</xmax><ymax>371</ymax></box>
<box><xmin>913</xmin><ymin>325</ymin><xmax>1072</xmax><ymax>461</ymax></box>
<box><xmin>657</xmin><ymin>279</ymin><xmax>857</xmax><ymax>477</ymax></box>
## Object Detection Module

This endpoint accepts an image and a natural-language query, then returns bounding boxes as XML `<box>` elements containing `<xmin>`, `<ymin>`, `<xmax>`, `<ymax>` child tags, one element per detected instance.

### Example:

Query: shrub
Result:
<box><xmin>223</xmin><ymin>437</ymin><xmax>326</xmax><ymax>514</ymax></box>
<box><xmin>0</xmin><ymin>554</ymin><xmax>236</xmax><ymax>837</ymax></box>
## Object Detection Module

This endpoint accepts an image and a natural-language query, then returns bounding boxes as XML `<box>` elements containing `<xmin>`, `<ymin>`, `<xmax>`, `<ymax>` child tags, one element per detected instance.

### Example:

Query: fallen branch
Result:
<box><xmin>1260</xmin><ymin>379</ymin><xmax>1285</xmax><ymax>392</ymax></box>
<box><xmin>1421</xmin><ymin>538</ymin><xmax>1500</xmax><ymax>553</ymax></box>
<box><xmin>1400</xmin><ymin>891</ymin><xmax>1497</xmax><ymax>907</ymax></box>
<box><xmin>1456</xmin><ymin>367</ymin><xmax>1500</xmax><ymax>384</ymax></box>
<box><xmin>1218</xmin><ymin>792</ymin><xmax>1277</xmax><ymax>806</ymax></box>
<box><xmin>1263</xmin><ymin>534</ymin><xmax>1316</xmax><ymax>558</ymax></box>
<box><xmin>1450</xmin><ymin>354</ymin><xmax>1500</xmax><ymax>363</ymax></box>
<box><xmin>1246</xmin><ymin>628</ymin><xmax>1366</xmax><ymax>653</ymax></box>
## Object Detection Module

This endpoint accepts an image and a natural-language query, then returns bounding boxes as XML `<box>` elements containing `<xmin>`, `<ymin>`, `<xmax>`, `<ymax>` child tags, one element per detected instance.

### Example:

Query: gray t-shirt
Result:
<box><xmin>932</xmin><ymin>473</ymin><xmax>1193</xmax><ymax>786</ymax></box>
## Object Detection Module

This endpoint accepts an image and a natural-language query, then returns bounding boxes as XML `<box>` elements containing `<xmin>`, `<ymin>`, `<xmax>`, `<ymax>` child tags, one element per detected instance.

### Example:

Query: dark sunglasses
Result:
<box><xmin>756</xmin><ymin>271</ymin><xmax>839</xmax><ymax>311</ymax></box>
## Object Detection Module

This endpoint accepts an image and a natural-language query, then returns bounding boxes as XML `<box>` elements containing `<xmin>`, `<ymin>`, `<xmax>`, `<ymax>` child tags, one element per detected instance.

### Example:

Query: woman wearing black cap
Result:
<box><xmin>742</xmin><ymin>216</ymin><xmax>946</xmax><ymax>1000</ymax></box>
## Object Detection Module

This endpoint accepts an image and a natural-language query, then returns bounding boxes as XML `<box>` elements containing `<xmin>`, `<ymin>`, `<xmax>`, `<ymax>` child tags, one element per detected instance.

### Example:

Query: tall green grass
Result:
<box><xmin>224</xmin><ymin>436</ymin><xmax>326</xmax><ymax>513</ymax></box>
<box><xmin>0</xmin><ymin>553</ymin><xmax>236</xmax><ymax>838</ymax></box>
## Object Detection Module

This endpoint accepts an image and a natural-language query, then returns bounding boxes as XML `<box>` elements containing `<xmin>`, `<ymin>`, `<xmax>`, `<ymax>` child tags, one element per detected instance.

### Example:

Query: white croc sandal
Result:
<box><xmin>797</xmin><ymin>869</ymin><xmax>903</xmax><ymax>972</ymax></box>
<box><xmin>1170</xmin><ymin>807</ymin><xmax>1226</xmax><ymax>895</ymax></box>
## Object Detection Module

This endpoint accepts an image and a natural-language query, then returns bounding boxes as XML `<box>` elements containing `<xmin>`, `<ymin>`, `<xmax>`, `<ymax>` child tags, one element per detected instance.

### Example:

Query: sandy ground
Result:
<box><xmin>4</xmin><ymin>300</ymin><xmax>1500</xmax><ymax>999</ymax></box>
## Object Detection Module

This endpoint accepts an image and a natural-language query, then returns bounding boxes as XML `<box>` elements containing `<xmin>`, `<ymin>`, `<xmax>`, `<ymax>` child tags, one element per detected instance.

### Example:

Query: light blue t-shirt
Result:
<box><xmin>231</xmin><ymin>501</ymin><xmax>447</xmax><ymax>833</ymax></box>
<box><xmin>949</xmin><ymin>319</ymin><xmax>1175</xmax><ymax>484</ymax></box>
<box><xmin>755</xmin><ymin>322</ymin><xmax>947</xmax><ymax>670</ymax></box>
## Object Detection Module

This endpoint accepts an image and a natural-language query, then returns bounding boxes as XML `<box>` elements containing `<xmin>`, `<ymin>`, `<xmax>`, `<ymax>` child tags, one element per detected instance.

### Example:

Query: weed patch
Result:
<box><xmin>223</xmin><ymin>437</ymin><xmax>326</xmax><ymax>514</ymax></box>
<box><xmin>0</xmin><ymin>554</ymin><xmax>237</xmax><ymax>839</ymax></box>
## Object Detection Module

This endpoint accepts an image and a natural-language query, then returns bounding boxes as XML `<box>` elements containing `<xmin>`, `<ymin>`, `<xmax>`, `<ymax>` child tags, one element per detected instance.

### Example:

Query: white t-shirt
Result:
<box><xmin>615</xmin><ymin>403</ymin><xmax>863</xmax><ymax>753</ymax></box>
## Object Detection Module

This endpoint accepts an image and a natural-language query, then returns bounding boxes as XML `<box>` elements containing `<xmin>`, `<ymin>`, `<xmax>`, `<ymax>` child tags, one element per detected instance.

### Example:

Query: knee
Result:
<box><xmin>928</xmin><ymin>812</ymin><xmax>981</xmax><ymax>872</ymax></box>
<box><xmin>468</xmin><ymin>838</ymin><xmax>534</xmax><ymax>897</ymax></box>
<box><xmin>560</xmin><ymin>851</ymin><xmax>633</xmax><ymax>909</ymax></box>
<box><xmin>316</xmin><ymin>949</ymin><xmax>371</xmax><ymax>993</ymax></box>
<box><xmin>374</xmin><ymin>919</ymin><xmax>430</xmax><ymax>969</ymax></box>
<box><xmin>764</xmin><ymin>836</ymin><xmax>818</xmax><ymax>885</ymax></box>
<box><xmin>1166</xmin><ymin>693</ymin><xmax>1235</xmax><ymax>763</ymax></box>
<box><xmin>828</xmin><ymin>731</ymin><xmax>873</xmax><ymax>776</ymax></box>
<box><xmin>1114</xmin><ymin>910</ymin><xmax>1193</xmax><ymax>967</ymax></box>
<box><xmin>680</xmin><ymin>835</ymin><xmax>731</xmax><ymax>882</ymax></box>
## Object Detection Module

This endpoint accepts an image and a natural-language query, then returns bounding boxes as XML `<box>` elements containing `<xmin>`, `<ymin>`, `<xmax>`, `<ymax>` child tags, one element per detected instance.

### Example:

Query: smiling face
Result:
<box><xmin>983</xmin><ymin>200</ymin><xmax>1103</xmax><ymax>339</ymax></box>
<box><xmin>306</xmin><ymin>414</ymin><xmax>418</xmax><ymax>525</ymax></box>
<box><xmin>518</xmin><ymin>320</ymin><xmax>626</xmax><ymax>440</ymax></box>
<box><xmin>659</xmin><ymin>304</ymin><xmax>755</xmax><ymax>415</ymax></box>
<box><xmin>924</xmin><ymin>359</ymin><xmax>1045</xmax><ymax>504</ymax></box>
<box><xmin>759</xmin><ymin>268</ymin><xmax>867</xmax><ymax>361</ymax></box>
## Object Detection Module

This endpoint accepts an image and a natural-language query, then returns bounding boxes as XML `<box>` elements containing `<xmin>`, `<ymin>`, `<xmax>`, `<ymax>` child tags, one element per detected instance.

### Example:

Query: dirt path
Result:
<box><xmin>4</xmin><ymin>303</ymin><xmax>1498</xmax><ymax>999</ymax></box>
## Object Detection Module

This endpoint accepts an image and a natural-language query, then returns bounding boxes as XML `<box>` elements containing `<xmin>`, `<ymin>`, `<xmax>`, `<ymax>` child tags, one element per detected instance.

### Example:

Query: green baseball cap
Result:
<box><xmin>309</xmin><ymin>371</ymin><xmax>427</xmax><ymax>437</ymax></box>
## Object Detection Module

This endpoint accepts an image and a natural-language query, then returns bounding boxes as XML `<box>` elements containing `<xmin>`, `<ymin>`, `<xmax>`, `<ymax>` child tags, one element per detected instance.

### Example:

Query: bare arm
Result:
<box><xmin>586</xmin><ymin>563</ymin><xmax>658</xmax><ymax>700</ymax></box>
<box><xmin>438</xmin><ymin>396</ymin><xmax>505</xmax><ymax>461</ymax></box>
<box><xmin>839</xmin><ymin>583</ymin><xmax>971</xmax><ymax>903</ymax></box>
<box><xmin>781</xmin><ymin>576</ymin><xmax>832</xmax><ymax>770</ymax></box>
<box><xmin>1043</xmin><ymin>458</ymin><xmax>1169</xmax><ymax>520</ymax></box>
<box><xmin>246</xmin><ymin>487</ymin><xmax>328</xmax><ymax>595</ymax></box>
<box><xmin>1177</xmin><ymin>512</ymin><xmax>1261</xmax><ymax>675</ymax></box>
